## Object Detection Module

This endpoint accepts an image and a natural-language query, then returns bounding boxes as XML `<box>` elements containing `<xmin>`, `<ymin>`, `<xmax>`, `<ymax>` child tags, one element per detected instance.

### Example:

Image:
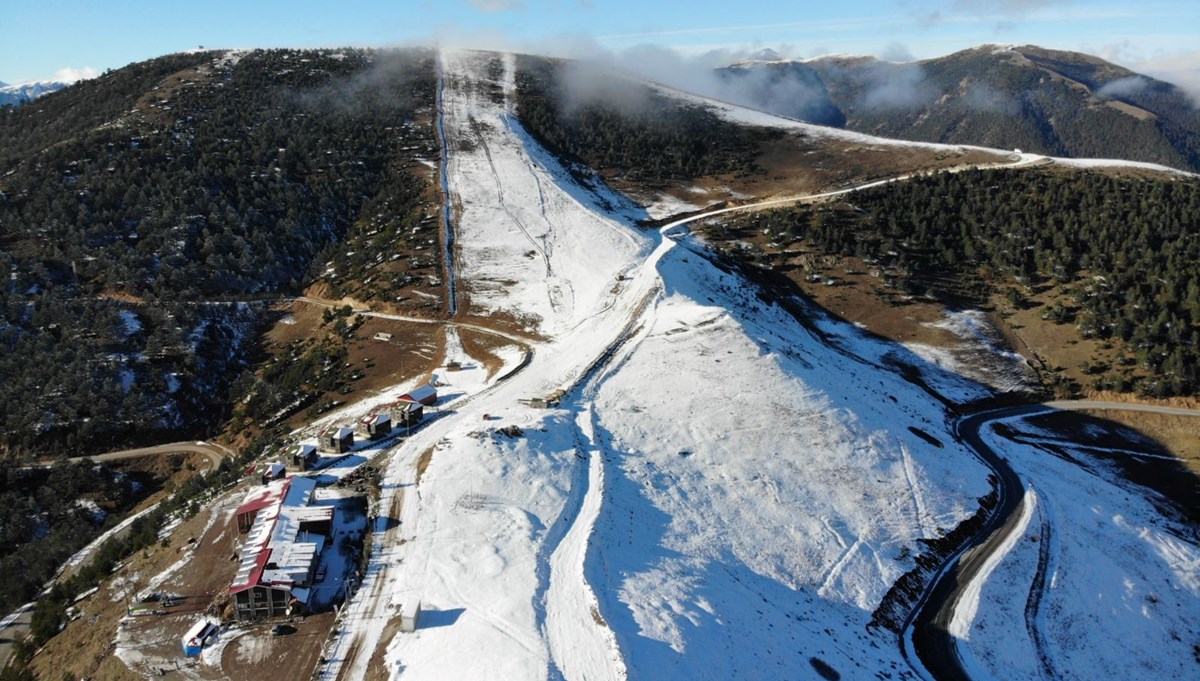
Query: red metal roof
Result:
<box><xmin>235</xmin><ymin>478</ymin><xmax>292</xmax><ymax>518</ymax></box>
<box><xmin>229</xmin><ymin>548</ymin><xmax>273</xmax><ymax>593</ymax></box>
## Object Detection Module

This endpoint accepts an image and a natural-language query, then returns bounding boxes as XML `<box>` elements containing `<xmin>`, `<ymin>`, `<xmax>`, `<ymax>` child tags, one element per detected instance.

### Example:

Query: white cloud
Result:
<box><xmin>1097</xmin><ymin>43</ymin><xmax>1200</xmax><ymax>105</ymax></box>
<box><xmin>1095</xmin><ymin>75</ymin><xmax>1148</xmax><ymax>98</ymax></box>
<box><xmin>52</xmin><ymin>66</ymin><xmax>99</xmax><ymax>84</ymax></box>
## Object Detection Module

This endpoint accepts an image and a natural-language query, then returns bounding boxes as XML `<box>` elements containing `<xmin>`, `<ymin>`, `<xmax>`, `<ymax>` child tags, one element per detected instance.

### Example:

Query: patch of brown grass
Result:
<box><xmin>1078</xmin><ymin>408</ymin><xmax>1200</xmax><ymax>475</ymax></box>
<box><xmin>457</xmin><ymin>308</ymin><xmax>547</xmax><ymax>343</ymax></box>
<box><xmin>364</xmin><ymin>615</ymin><xmax>405</xmax><ymax>681</ymax></box>
<box><xmin>415</xmin><ymin>445</ymin><xmax>435</xmax><ymax>486</ymax></box>
<box><xmin>625</xmin><ymin>133</ymin><xmax>1009</xmax><ymax>212</ymax></box>
<box><xmin>31</xmin><ymin>485</ymin><xmax>238</xmax><ymax>680</ymax></box>
<box><xmin>993</xmin><ymin>282</ymin><xmax>1150</xmax><ymax>398</ymax></box>
<box><xmin>252</xmin><ymin>301</ymin><xmax>448</xmax><ymax>434</ymax></box>
<box><xmin>457</xmin><ymin>326</ymin><xmax>526</xmax><ymax>379</ymax></box>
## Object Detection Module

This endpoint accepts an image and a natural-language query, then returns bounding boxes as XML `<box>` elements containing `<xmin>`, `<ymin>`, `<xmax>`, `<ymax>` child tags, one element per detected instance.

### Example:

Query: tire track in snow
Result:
<box><xmin>534</xmin><ymin>303</ymin><xmax>657</xmax><ymax>681</ymax></box>
<box><xmin>818</xmin><ymin>538</ymin><xmax>864</xmax><ymax>599</ymax></box>
<box><xmin>473</xmin><ymin>118</ymin><xmax>552</xmax><ymax>278</ymax></box>
<box><xmin>900</xmin><ymin>445</ymin><xmax>934</xmax><ymax>538</ymax></box>
<box><xmin>1023</xmin><ymin>494</ymin><xmax>1057</xmax><ymax>680</ymax></box>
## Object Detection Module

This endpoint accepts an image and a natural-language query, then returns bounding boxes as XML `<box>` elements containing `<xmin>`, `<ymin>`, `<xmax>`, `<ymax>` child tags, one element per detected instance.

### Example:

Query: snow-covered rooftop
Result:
<box><xmin>230</xmin><ymin>477</ymin><xmax>333</xmax><ymax>599</ymax></box>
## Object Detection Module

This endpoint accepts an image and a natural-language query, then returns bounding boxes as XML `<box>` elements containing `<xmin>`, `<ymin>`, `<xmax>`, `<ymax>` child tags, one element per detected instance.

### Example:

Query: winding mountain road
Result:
<box><xmin>906</xmin><ymin>400</ymin><xmax>1200</xmax><ymax>681</ymax></box>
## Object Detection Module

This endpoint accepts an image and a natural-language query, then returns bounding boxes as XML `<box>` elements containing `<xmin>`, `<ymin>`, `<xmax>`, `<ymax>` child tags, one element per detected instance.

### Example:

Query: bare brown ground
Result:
<box><xmin>1077</xmin><ymin>408</ymin><xmax>1200</xmax><ymax>475</ymax></box>
<box><xmin>345</xmin><ymin>318</ymin><xmax>445</xmax><ymax>396</ymax></box>
<box><xmin>31</xmin><ymin>480</ymin><xmax>242</xmax><ymax>680</ymax></box>
<box><xmin>996</xmin><ymin>284</ymin><xmax>1114</xmax><ymax>387</ymax></box>
<box><xmin>457</xmin><ymin>308</ymin><xmax>547</xmax><ymax>343</ymax></box>
<box><xmin>35</xmin><ymin>478</ymin><xmax>346</xmax><ymax>681</ymax></box>
<box><xmin>415</xmin><ymin>445</ymin><xmax>436</xmax><ymax>486</ymax></box>
<box><xmin>363</xmin><ymin>615</ymin><xmax>405</xmax><ymax>681</ymax></box>
<box><xmin>221</xmin><ymin>611</ymin><xmax>335</xmax><ymax>681</ymax></box>
<box><xmin>257</xmin><ymin>301</ymin><xmax>447</xmax><ymax>433</ymax></box>
<box><xmin>457</xmin><ymin>326</ymin><xmax>526</xmax><ymax>379</ymax></box>
<box><xmin>628</xmin><ymin>134</ymin><xmax>1008</xmax><ymax>212</ymax></box>
<box><xmin>96</xmin><ymin>290</ymin><xmax>148</xmax><ymax>304</ymax></box>
<box><xmin>770</xmin><ymin>251</ymin><xmax>958</xmax><ymax>347</ymax></box>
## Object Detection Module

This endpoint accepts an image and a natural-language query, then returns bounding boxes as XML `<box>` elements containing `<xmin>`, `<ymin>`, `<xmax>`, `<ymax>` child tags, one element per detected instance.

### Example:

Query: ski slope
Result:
<box><xmin>440</xmin><ymin>50</ymin><xmax>649</xmax><ymax>338</ymax></box>
<box><xmin>317</xmin><ymin>49</ymin><xmax>1199</xmax><ymax>681</ymax></box>
<box><xmin>314</xmin><ymin>49</ymin><xmax>997</xmax><ymax>681</ymax></box>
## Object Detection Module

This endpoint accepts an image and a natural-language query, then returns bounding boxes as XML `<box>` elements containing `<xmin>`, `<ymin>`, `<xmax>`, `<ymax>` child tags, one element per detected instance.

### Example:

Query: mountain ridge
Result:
<box><xmin>0</xmin><ymin>79</ymin><xmax>70</xmax><ymax>107</ymax></box>
<box><xmin>719</xmin><ymin>43</ymin><xmax>1200</xmax><ymax>171</ymax></box>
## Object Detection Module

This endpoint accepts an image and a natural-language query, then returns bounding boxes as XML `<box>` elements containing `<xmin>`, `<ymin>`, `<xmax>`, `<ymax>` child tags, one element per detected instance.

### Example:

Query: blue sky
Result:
<box><xmin>1</xmin><ymin>0</ymin><xmax>1198</xmax><ymax>87</ymax></box>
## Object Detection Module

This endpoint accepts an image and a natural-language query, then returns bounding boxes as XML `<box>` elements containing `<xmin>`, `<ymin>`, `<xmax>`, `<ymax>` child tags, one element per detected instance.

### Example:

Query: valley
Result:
<box><xmin>1</xmin><ymin>44</ymin><xmax>1197</xmax><ymax>681</ymax></box>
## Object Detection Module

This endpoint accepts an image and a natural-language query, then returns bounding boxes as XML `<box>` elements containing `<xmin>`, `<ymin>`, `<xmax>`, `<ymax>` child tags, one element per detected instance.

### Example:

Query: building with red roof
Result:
<box><xmin>230</xmin><ymin>477</ymin><xmax>334</xmax><ymax>621</ymax></box>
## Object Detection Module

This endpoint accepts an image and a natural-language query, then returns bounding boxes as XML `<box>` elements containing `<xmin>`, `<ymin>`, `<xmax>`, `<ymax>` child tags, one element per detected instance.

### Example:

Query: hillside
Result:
<box><xmin>716</xmin><ymin>167</ymin><xmax>1200</xmax><ymax>398</ymax></box>
<box><xmin>310</xmin><ymin>50</ymin><xmax>1196</xmax><ymax>681</ymax></box>
<box><xmin>513</xmin><ymin>54</ymin><xmax>1009</xmax><ymax>216</ymax></box>
<box><xmin>2</xmin><ymin>46</ymin><xmax>1198</xmax><ymax>681</ymax></box>
<box><xmin>0</xmin><ymin>48</ymin><xmax>441</xmax><ymax>457</ymax></box>
<box><xmin>721</xmin><ymin>45</ymin><xmax>1200</xmax><ymax>172</ymax></box>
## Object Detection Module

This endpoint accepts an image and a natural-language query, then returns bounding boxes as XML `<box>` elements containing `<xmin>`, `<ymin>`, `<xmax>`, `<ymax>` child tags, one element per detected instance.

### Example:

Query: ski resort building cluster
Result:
<box><xmin>230</xmin><ymin>477</ymin><xmax>334</xmax><ymax>620</ymax></box>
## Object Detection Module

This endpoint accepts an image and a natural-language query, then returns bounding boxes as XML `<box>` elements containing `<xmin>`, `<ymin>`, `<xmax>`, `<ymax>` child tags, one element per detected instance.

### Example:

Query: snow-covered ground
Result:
<box><xmin>440</xmin><ymin>50</ymin><xmax>650</xmax><ymax>338</ymax></box>
<box><xmin>109</xmin><ymin>47</ymin><xmax>1200</xmax><ymax>681</ymax></box>
<box><xmin>1049</xmin><ymin>156</ymin><xmax>1196</xmax><ymax>176</ymax></box>
<box><xmin>952</xmin><ymin>416</ymin><xmax>1200</xmax><ymax>681</ymax></box>
<box><xmin>907</xmin><ymin>309</ymin><xmax>1039</xmax><ymax>397</ymax></box>
<box><xmin>308</xmin><ymin>49</ymin><xmax>1012</xmax><ymax>681</ymax></box>
<box><xmin>580</xmin><ymin>233</ymin><xmax>992</xmax><ymax>679</ymax></box>
<box><xmin>315</xmin><ymin>49</ymin><xmax>661</xmax><ymax>681</ymax></box>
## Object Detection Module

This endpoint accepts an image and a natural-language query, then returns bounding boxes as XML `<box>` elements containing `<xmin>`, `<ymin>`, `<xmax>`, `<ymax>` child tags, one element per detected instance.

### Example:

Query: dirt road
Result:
<box><xmin>1</xmin><ymin>440</ymin><xmax>230</xmax><ymax>668</ymax></box>
<box><xmin>27</xmin><ymin>440</ymin><xmax>230</xmax><ymax>471</ymax></box>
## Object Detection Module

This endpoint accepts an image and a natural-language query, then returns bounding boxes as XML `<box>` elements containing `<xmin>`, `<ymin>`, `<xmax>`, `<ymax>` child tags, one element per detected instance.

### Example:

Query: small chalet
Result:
<box><xmin>357</xmin><ymin>412</ymin><xmax>392</xmax><ymax>439</ymax></box>
<box><xmin>230</xmin><ymin>477</ymin><xmax>334</xmax><ymax>621</ymax></box>
<box><xmin>286</xmin><ymin>443</ymin><xmax>319</xmax><ymax>471</ymax></box>
<box><xmin>390</xmin><ymin>400</ymin><xmax>424</xmax><ymax>428</ymax></box>
<box><xmin>399</xmin><ymin>383</ymin><xmax>438</xmax><ymax>406</ymax></box>
<box><xmin>261</xmin><ymin>462</ymin><xmax>287</xmax><ymax>485</ymax></box>
<box><xmin>318</xmin><ymin>426</ymin><xmax>354</xmax><ymax>453</ymax></box>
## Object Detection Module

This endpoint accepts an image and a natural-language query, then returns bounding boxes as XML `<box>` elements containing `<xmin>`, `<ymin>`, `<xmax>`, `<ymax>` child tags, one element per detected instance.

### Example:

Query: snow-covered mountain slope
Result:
<box><xmin>582</xmin><ymin>234</ymin><xmax>991</xmax><ymax>679</ymax></box>
<box><xmin>955</xmin><ymin>416</ymin><xmax>1200</xmax><ymax>681</ymax></box>
<box><xmin>316</xmin><ymin>49</ymin><xmax>1198</xmax><ymax>681</ymax></box>
<box><xmin>440</xmin><ymin>50</ymin><xmax>650</xmax><ymax>338</ymax></box>
<box><xmin>0</xmin><ymin>80</ymin><xmax>68</xmax><ymax>106</ymax></box>
<box><xmin>323</xmin><ymin>49</ymin><xmax>1002</xmax><ymax>681</ymax></box>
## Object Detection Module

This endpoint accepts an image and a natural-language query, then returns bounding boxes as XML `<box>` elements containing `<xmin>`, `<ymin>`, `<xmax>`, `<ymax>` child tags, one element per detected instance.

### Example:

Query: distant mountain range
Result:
<box><xmin>719</xmin><ymin>44</ymin><xmax>1200</xmax><ymax>172</ymax></box>
<box><xmin>0</xmin><ymin>80</ymin><xmax>69</xmax><ymax>107</ymax></box>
